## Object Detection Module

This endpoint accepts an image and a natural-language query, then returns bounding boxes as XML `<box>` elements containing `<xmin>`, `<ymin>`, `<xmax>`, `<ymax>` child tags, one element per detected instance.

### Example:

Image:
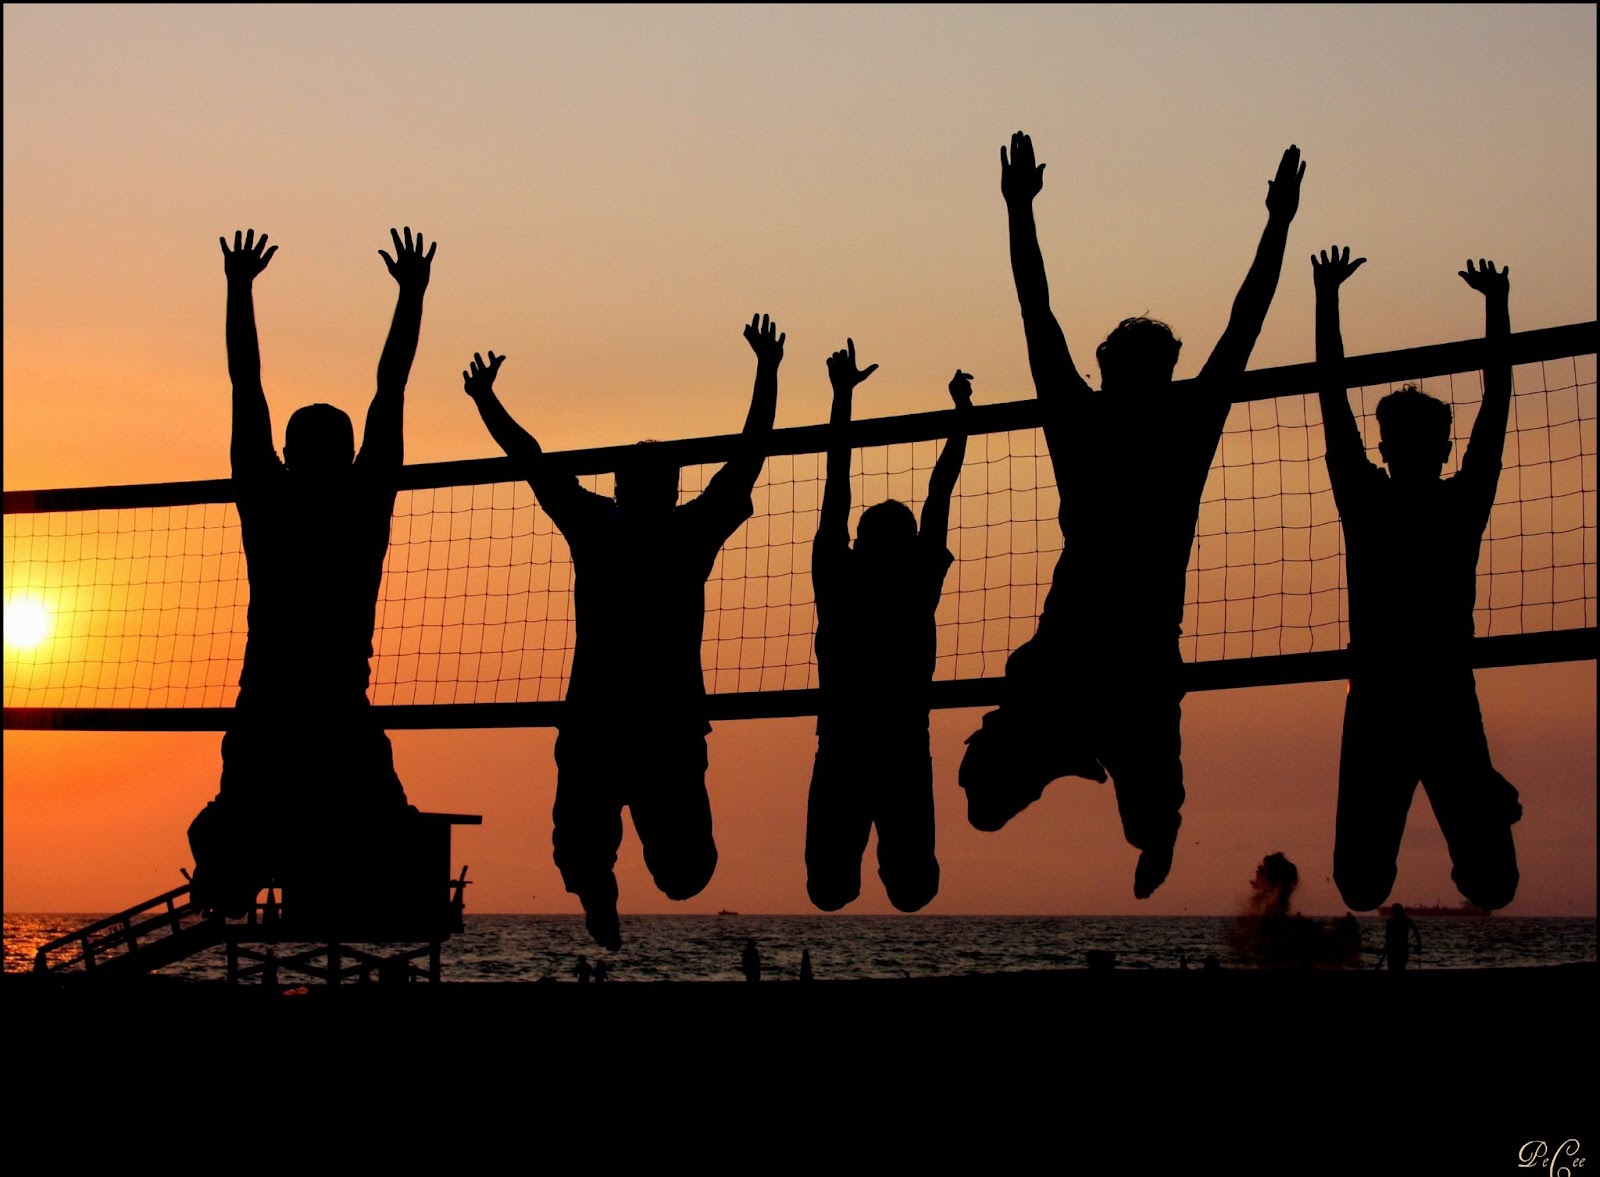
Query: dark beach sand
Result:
<box><xmin>10</xmin><ymin>964</ymin><xmax>1591</xmax><ymax>1163</ymax></box>
<box><xmin>11</xmin><ymin>961</ymin><xmax>1593</xmax><ymax>1035</ymax></box>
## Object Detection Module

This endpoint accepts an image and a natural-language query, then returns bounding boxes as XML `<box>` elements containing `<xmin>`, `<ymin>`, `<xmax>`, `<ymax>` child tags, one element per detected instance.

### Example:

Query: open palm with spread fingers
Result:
<box><xmin>463</xmin><ymin>351</ymin><xmax>506</xmax><ymax>401</ymax></box>
<box><xmin>1312</xmin><ymin>245</ymin><xmax>1366</xmax><ymax>294</ymax></box>
<box><xmin>220</xmin><ymin>229</ymin><xmax>277</xmax><ymax>284</ymax></box>
<box><xmin>1459</xmin><ymin>258</ymin><xmax>1510</xmax><ymax>298</ymax></box>
<box><xmin>379</xmin><ymin>226</ymin><xmax>437</xmax><ymax>292</ymax></box>
<box><xmin>743</xmin><ymin>313</ymin><xmax>786</xmax><ymax>365</ymax></box>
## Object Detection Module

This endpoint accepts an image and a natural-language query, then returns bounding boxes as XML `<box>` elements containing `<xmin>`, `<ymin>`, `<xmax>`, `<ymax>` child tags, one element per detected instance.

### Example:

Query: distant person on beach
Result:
<box><xmin>800</xmin><ymin>947</ymin><xmax>814</xmax><ymax>983</ymax></box>
<box><xmin>806</xmin><ymin>343</ymin><xmax>971</xmax><ymax>913</ymax></box>
<box><xmin>575</xmin><ymin>954</ymin><xmax>593</xmax><ymax>983</ymax></box>
<box><xmin>188</xmin><ymin>228</ymin><xmax>436</xmax><ymax>918</ymax></box>
<box><xmin>960</xmin><ymin>132</ymin><xmax>1306</xmax><ymax>899</ymax></box>
<box><xmin>592</xmin><ymin>958</ymin><xmax>610</xmax><ymax>983</ymax></box>
<box><xmin>1312</xmin><ymin>247</ymin><xmax>1522</xmax><ymax>912</ymax></box>
<box><xmin>742</xmin><ymin>938</ymin><xmax>761</xmax><ymax>982</ymax></box>
<box><xmin>1334</xmin><ymin>912</ymin><xmax>1362</xmax><ymax>960</ymax></box>
<box><xmin>462</xmin><ymin>316</ymin><xmax>785</xmax><ymax>950</ymax></box>
<box><xmin>1380</xmin><ymin>904</ymin><xmax>1422</xmax><ymax>971</ymax></box>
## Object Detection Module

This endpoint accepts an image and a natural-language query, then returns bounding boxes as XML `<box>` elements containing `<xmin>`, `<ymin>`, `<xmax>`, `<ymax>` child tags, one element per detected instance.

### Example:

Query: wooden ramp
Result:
<box><xmin>33</xmin><ymin>812</ymin><xmax>481</xmax><ymax>985</ymax></box>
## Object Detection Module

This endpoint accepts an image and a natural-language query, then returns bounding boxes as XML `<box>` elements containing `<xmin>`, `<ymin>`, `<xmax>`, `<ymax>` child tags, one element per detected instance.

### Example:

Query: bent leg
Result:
<box><xmin>312</xmin><ymin>710</ymin><xmax>419</xmax><ymax>914</ymax></box>
<box><xmin>552</xmin><ymin>727</ymin><xmax>625</xmax><ymax>949</ymax></box>
<box><xmin>1332</xmin><ymin>685</ymin><xmax>1419</xmax><ymax>912</ymax></box>
<box><xmin>873</xmin><ymin>735</ymin><xmax>939</xmax><ymax>913</ymax></box>
<box><xmin>960</xmin><ymin>614</ymin><xmax>1106</xmax><ymax>832</ymax></box>
<box><xmin>192</xmin><ymin>725</ymin><xmax>281</xmax><ymax>917</ymax></box>
<box><xmin>1419</xmin><ymin>679</ymin><xmax>1521</xmax><ymax>910</ymax></box>
<box><xmin>1099</xmin><ymin>675</ymin><xmax>1185</xmax><ymax>900</ymax></box>
<box><xmin>628</xmin><ymin>732</ymin><xmax>717</xmax><ymax>902</ymax></box>
<box><xmin>187</xmin><ymin>795</ymin><xmax>271</xmax><ymax>919</ymax></box>
<box><xmin>805</xmin><ymin>740</ymin><xmax>873</xmax><ymax>911</ymax></box>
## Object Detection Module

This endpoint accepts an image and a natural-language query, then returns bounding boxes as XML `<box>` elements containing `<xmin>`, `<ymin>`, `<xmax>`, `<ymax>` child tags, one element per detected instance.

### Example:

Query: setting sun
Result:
<box><xmin>4</xmin><ymin>597</ymin><xmax>52</xmax><ymax>649</ymax></box>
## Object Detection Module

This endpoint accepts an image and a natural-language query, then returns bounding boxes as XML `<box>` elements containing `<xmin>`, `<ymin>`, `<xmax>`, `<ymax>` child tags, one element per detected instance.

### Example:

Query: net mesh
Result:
<box><xmin>5</xmin><ymin>353</ymin><xmax>1594</xmax><ymax>712</ymax></box>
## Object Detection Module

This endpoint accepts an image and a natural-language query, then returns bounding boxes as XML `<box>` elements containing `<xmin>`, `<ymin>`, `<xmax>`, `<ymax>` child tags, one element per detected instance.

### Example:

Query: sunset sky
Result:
<box><xmin>4</xmin><ymin>4</ymin><xmax>1595</xmax><ymax>918</ymax></box>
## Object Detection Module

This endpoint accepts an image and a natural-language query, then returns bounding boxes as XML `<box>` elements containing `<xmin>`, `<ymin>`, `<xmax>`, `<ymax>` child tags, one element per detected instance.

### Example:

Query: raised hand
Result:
<box><xmin>1311</xmin><ymin>245</ymin><xmax>1366</xmax><ymax>295</ymax></box>
<box><xmin>379</xmin><ymin>226</ymin><xmax>437</xmax><ymax>292</ymax></box>
<box><xmin>826</xmin><ymin>338</ymin><xmax>878</xmax><ymax>393</ymax></box>
<box><xmin>743</xmin><ymin>312</ymin><xmax>786</xmax><ymax>366</ymax></box>
<box><xmin>219</xmin><ymin>229</ymin><xmax>277</xmax><ymax>284</ymax></box>
<box><xmin>948</xmin><ymin>369</ymin><xmax>974</xmax><ymax>409</ymax></box>
<box><xmin>462</xmin><ymin>351</ymin><xmax>506</xmax><ymax>401</ymax></box>
<box><xmin>1459</xmin><ymin>258</ymin><xmax>1510</xmax><ymax>299</ymax></box>
<box><xmin>1001</xmin><ymin>131</ymin><xmax>1045</xmax><ymax>205</ymax></box>
<box><xmin>1264</xmin><ymin>144</ymin><xmax>1306</xmax><ymax>222</ymax></box>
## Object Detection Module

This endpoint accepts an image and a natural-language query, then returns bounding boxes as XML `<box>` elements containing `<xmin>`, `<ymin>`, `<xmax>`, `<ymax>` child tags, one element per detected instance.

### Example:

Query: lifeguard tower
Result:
<box><xmin>32</xmin><ymin>812</ymin><xmax>481</xmax><ymax>986</ymax></box>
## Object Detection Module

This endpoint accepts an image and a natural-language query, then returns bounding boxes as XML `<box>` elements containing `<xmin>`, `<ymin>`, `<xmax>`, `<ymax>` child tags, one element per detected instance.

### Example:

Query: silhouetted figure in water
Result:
<box><xmin>961</xmin><ymin>132</ymin><xmax>1306</xmax><ymax>898</ymax></box>
<box><xmin>462</xmin><ymin>316</ymin><xmax>784</xmax><ymax>950</ymax></box>
<box><xmin>1312</xmin><ymin>247</ymin><xmax>1521</xmax><ymax>912</ymax></box>
<box><xmin>1233</xmin><ymin>852</ymin><xmax>1364</xmax><ymax>968</ymax></box>
<box><xmin>742</xmin><ymin>938</ymin><xmax>762</xmax><ymax>982</ymax></box>
<box><xmin>1334</xmin><ymin>913</ymin><xmax>1362</xmax><ymax>959</ymax></box>
<box><xmin>188</xmin><ymin>228</ymin><xmax>436</xmax><ymax>917</ymax></box>
<box><xmin>800</xmin><ymin>947</ymin><xmax>814</xmax><ymax>983</ymax></box>
<box><xmin>575</xmin><ymin>954</ymin><xmax>593</xmax><ymax>984</ymax></box>
<box><xmin>592</xmin><ymin>957</ymin><xmax>610</xmax><ymax>983</ymax></box>
<box><xmin>806</xmin><ymin>343</ymin><xmax>971</xmax><ymax>913</ymax></box>
<box><xmin>1380</xmin><ymin>904</ymin><xmax>1422</xmax><ymax>971</ymax></box>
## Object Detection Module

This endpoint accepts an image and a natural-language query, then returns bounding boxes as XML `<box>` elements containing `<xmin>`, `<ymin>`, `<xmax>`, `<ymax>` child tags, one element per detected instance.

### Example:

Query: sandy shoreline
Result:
<box><xmin>10</xmin><ymin>960</ymin><xmax>1593</xmax><ymax>1032</ymax></box>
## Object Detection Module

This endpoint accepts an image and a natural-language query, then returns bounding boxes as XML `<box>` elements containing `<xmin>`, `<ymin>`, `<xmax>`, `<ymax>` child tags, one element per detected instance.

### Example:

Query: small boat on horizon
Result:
<box><xmin>717</xmin><ymin>909</ymin><xmax>738</xmax><ymax>916</ymax></box>
<box><xmin>1379</xmin><ymin>900</ymin><xmax>1491</xmax><ymax>918</ymax></box>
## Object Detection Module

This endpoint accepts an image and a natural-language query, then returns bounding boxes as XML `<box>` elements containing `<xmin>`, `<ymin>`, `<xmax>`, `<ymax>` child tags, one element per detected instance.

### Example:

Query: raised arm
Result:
<box><xmin>1457</xmin><ymin>259</ymin><xmax>1512</xmax><ymax>507</ymax></box>
<box><xmin>1002</xmin><ymin>132</ymin><xmax>1091</xmax><ymax>407</ymax></box>
<box><xmin>1198</xmin><ymin>145</ymin><xmax>1306</xmax><ymax>387</ymax></box>
<box><xmin>358</xmin><ymin>227</ymin><xmax>437</xmax><ymax>472</ymax></box>
<box><xmin>221</xmin><ymin>229</ymin><xmax>280</xmax><ymax>477</ymax></box>
<box><xmin>462</xmin><ymin>351</ymin><xmax>536</xmax><ymax>462</ymax></box>
<box><xmin>714</xmin><ymin>313</ymin><xmax>786</xmax><ymax>495</ymax></box>
<box><xmin>920</xmin><ymin>369</ymin><xmax>973</xmax><ymax>549</ymax></box>
<box><xmin>1311</xmin><ymin>245</ymin><xmax>1373</xmax><ymax>499</ymax></box>
<box><xmin>817</xmin><ymin>339</ymin><xmax>877</xmax><ymax>551</ymax></box>
<box><xmin>462</xmin><ymin>351</ymin><xmax>599</xmax><ymax>533</ymax></box>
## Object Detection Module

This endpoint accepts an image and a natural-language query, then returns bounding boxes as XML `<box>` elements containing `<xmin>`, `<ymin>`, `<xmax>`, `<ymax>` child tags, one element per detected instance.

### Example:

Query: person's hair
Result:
<box><xmin>285</xmin><ymin>403</ymin><xmax>355</xmax><ymax>471</ymax></box>
<box><xmin>1095</xmin><ymin>316</ymin><xmax>1182</xmax><ymax>388</ymax></box>
<box><xmin>856</xmin><ymin>499</ymin><xmax>917</xmax><ymax>552</ymax></box>
<box><xmin>614</xmin><ymin>440</ymin><xmax>679</xmax><ymax>509</ymax></box>
<box><xmin>1375</xmin><ymin>385</ymin><xmax>1452</xmax><ymax>448</ymax></box>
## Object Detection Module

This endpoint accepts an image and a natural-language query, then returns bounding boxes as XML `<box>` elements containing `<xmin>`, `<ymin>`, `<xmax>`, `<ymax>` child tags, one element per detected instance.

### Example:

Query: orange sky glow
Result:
<box><xmin>4</xmin><ymin>4</ymin><xmax>1595</xmax><ymax>916</ymax></box>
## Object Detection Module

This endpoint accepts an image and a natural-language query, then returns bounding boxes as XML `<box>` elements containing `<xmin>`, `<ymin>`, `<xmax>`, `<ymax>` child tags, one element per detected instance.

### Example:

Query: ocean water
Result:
<box><xmin>6</xmin><ymin>912</ymin><xmax>1595</xmax><ymax>982</ymax></box>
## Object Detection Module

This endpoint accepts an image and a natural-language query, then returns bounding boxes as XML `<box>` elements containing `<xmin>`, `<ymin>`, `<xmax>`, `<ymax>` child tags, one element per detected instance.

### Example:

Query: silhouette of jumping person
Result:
<box><xmin>806</xmin><ymin>341</ymin><xmax>971</xmax><ymax>912</ymax></box>
<box><xmin>462</xmin><ymin>315</ymin><xmax>785</xmax><ymax>949</ymax></box>
<box><xmin>1312</xmin><ymin>246</ymin><xmax>1521</xmax><ymax>912</ymax></box>
<box><xmin>188</xmin><ymin>227</ymin><xmax>436</xmax><ymax>918</ymax></box>
<box><xmin>961</xmin><ymin>133</ymin><xmax>1306</xmax><ymax>898</ymax></box>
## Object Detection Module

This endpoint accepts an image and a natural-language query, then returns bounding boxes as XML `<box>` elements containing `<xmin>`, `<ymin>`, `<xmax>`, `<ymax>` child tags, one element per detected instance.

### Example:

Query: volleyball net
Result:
<box><xmin>5</xmin><ymin>323</ymin><xmax>1595</xmax><ymax>731</ymax></box>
